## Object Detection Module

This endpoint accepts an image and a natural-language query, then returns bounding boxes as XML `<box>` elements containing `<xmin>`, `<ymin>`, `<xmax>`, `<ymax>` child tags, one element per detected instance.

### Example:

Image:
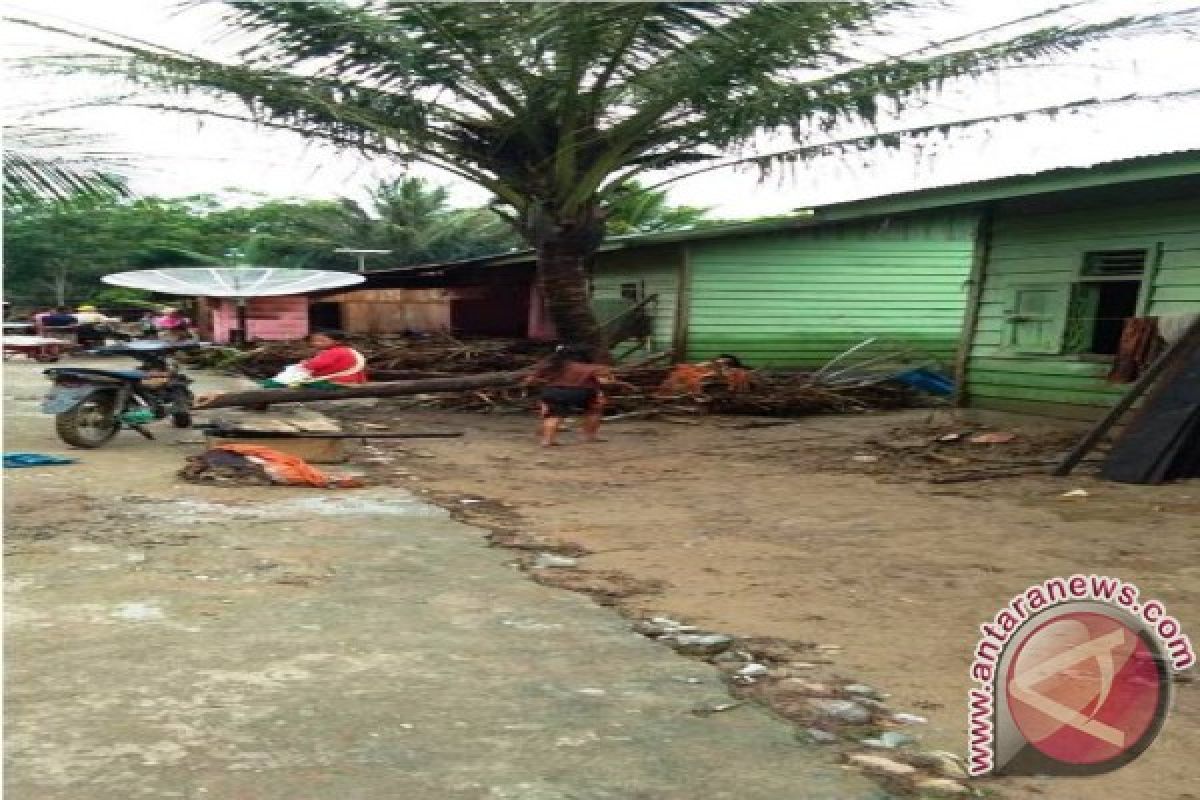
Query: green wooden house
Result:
<box><xmin>797</xmin><ymin>150</ymin><xmax>1200</xmax><ymax>420</ymax></box>
<box><xmin>363</xmin><ymin>150</ymin><xmax>1200</xmax><ymax>421</ymax></box>
<box><xmin>564</xmin><ymin>149</ymin><xmax>1200</xmax><ymax>420</ymax></box>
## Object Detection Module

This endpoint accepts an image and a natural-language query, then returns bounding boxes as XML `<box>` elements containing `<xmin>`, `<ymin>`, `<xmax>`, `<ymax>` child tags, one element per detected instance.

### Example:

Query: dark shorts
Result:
<box><xmin>540</xmin><ymin>386</ymin><xmax>601</xmax><ymax>416</ymax></box>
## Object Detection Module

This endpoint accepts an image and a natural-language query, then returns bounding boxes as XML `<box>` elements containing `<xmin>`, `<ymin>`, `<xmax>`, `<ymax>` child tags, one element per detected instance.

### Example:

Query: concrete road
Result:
<box><xmin>3</xmin><ymin>359</ymin><xmax>877</xmax><ymax>799</ymax></box>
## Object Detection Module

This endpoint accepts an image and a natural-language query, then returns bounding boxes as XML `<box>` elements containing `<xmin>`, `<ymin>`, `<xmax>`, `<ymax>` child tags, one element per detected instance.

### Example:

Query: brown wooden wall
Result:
<box><xmin>322</xmin><ymin>289</ymin><xmax>453</xmax><ymax>334</ymax></box>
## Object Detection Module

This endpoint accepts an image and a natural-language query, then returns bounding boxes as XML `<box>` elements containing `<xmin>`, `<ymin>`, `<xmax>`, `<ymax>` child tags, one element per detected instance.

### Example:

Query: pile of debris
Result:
<box><xmin>186</xmin><ymin>335</ymin><xmax>940</xmax><ymax>418</ymax></box>
<box><xmin>381</xmin><ymin>364</ymin><xmax>918</xmax><ymax>417</ymax></box>
<box><xmin>184</xmin><ymin>334</ymin><xmax>550</xmax><ymax>380</ymax></box>
<box><xmin>837</xmin><ymin>422</ymin><xmax>1082</xmax><ymax>483</ymax></box>
<box><xmin>180</xmin><ymin>444</ymin><xmax>364</xmax><ymax>488</ymax></box>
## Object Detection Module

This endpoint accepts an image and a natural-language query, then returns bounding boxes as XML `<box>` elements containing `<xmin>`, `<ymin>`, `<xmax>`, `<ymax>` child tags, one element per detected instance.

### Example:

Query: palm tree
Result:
<box><xmin>604</xmin><ymin>182</ymin><xmax>713</xmax><ymax>236</ymax></box>
<box><xmin>13</xmin><ymin>3</ymin><xmax>1196</xmax><ymax>348</ymax></box>
<box><xmin>3</xmin><ymin>124</ymin><xmax>130</xmax><ymax>205</ymax></box>
<box><xmin>337</xmin><ymin>176</ymin><xmax>519</xmax><ymax>265</ymax></box>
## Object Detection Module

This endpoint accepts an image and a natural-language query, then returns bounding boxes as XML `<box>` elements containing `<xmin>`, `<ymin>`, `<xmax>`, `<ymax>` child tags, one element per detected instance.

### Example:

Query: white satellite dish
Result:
<box><xmin>102</xmin><ymin>267</ymin><xmax>365</xmax><ymax>344</ymax></box>
<box><xmin>102</xmin><ymin>267</ymin><xmax>364</xmax><ymax>298</ymax></box>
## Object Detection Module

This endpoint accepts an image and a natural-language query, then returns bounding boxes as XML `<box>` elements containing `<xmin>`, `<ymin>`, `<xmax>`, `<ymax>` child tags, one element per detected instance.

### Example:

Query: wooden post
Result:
<box><xmin>231</xmin><ymin>298</ymin><xmax>249</xmax><ymax>346</ymax></box>
<box><xmin>953</xmin><ymin>210</ymin><xmax>992</xmax><ymax>407</ymax></box>
<box><xmin>671</xmin><ymin>244</ymin><xmax>692</xmax><ymax>364</ymax></box>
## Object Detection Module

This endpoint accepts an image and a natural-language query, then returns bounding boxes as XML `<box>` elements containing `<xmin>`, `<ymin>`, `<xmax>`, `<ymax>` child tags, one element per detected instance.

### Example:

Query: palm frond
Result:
<box><xmin>642</xmin><ymin>88</ymin><xmax>1200</xmax><ymax>191</ymax></box>
<box><xmin>9</xmin><ymin>3</ymin><xmax>1197</xmax><ymax>220</ymax></box>
<box><xmin>3</xmin><ymin>124</ymin><xmax>132</xmax><ymax>204</ymax></box>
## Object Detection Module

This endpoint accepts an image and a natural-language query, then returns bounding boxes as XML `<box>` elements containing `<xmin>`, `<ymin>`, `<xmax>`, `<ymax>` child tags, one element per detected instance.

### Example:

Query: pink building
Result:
<box><xmin>203</xmin><ymin>296</ymin><xmax>310</xmax><ymax>344</ymax></box>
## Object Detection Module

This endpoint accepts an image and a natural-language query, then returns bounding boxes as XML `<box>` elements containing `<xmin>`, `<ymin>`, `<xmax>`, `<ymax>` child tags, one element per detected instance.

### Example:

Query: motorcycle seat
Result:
<box><xmin>46</xmin><ymin>367</ymin><xmax>147</xmax><ymax>381</ymax></box>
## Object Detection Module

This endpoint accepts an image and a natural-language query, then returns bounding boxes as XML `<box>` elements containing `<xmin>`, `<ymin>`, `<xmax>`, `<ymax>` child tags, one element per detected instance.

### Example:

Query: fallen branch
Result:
<box><xmin>193</xmin><ymin>370</ymin><xmax>529</xmax><ymax>410</ymax></box>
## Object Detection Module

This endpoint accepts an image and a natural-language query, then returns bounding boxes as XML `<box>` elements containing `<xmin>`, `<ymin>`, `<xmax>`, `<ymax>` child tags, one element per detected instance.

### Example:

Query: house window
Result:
<box><xmin>1065</xmin><ymin>250</ymin><xmax>1147</xmax><ymax>356</ymax></box>
<box><xmin>1007</xmin><ymin>248</ymin><xmax>1149</xmax><ymax>357</ymax></box>
<box><xmin>619</xmin><ymin>282</ymin><xmax>641</xmax><ymax>302</ymax></box>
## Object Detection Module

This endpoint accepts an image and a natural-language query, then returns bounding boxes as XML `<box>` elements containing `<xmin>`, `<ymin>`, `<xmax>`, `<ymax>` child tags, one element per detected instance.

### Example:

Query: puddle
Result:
<box><xmin>111</xmin><ymin>602</ymin><xmax>165</xmax><ymax>622</ymax></box>
<box><xmin>125</xmin><ymin>492</ymin><xmax>448</xmax><ymax>523</ymax></box>
<box><xmin>277</xmin><ymin>495</ymin><xmax>447</xmax><ymax>518</ymax></box>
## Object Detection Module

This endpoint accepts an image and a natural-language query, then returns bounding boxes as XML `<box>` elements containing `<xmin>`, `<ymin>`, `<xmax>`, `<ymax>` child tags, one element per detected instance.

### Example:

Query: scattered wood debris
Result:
<box><xmin>183</xmin><ymin>333</ymin><xmax>549</xmax><ymax>378</ymax></box>
<box><xmin>186</xmin><ymin>334</ymin><xmax>924</xmax><ymax>417</ymax></box>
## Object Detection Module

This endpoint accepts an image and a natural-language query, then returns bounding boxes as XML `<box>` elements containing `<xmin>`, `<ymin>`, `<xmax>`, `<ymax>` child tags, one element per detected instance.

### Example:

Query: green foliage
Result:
<box><xmin>604</xmin><ymin>182</ymin><xmax>714</xmax><ymax>236</ymax></box>
<box><xmin>335</xmin><ymin>177</ymin><xmax>521</xmax><ymax>267</ymax></box>
<box><xmin>4</xmin><ymin>176</ymin><xmax>704</xmax><ymax>305</ymax></box>
<box><xmin>88</xmin><ymin>287</ymin><xmax>157</xmax><ymax>307</ymax></box>
<box><xmin>15</xmin><ymin>4</ymin><xmax>1181</xmax><ymax>223</ymax></box>
<box><xmin>3</xmin><ymin>194</ymin><xmax>136</xmax><ymax>306</ymax></box>
<box><xmin>3</xmin><ymin>125</ymin><xmax>131</xmax><ymax>205</ymax></box>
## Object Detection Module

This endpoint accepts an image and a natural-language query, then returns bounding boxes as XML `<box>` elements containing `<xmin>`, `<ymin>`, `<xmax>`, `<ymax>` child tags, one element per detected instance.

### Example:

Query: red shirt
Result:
<box><xmin>301</xmin><ymin>345</ymin><xmax>367</xmax><ymax>384</ymax></box>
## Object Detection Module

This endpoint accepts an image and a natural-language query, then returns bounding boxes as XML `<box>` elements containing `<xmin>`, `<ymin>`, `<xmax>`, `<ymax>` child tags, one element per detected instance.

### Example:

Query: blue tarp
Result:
<box><xmin>4</xmin><ymin>452</ymin><xmax>78</xmax><ymax>468</ymax></box>
<box><xmin>891</xmin><ymin>368</ymin><xmax>955</xmax><ymax>396</ymax></box>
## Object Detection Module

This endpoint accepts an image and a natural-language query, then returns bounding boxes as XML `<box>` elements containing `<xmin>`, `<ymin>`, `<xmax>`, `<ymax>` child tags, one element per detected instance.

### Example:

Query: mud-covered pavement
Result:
<box><xmin>3</xmin><ymin>359</ymin><xmax>878</xmax><ymax>800</ymax></box>
<box><xmin>326</xmin><ymin>400</ymin><xmax>1200</xmax><ymax>800</ymax></box>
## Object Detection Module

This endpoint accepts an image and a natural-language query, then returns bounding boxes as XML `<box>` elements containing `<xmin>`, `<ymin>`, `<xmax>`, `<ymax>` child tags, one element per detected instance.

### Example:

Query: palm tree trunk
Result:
<box><xmin>50</xmin><ymin>262</ymin><xmax>69</xmax><ymax>305</ymax></box>
<box><xmin>534</xmin><ymin>222</ymin><xmax>604</xmax><ymax>354</ymax></box>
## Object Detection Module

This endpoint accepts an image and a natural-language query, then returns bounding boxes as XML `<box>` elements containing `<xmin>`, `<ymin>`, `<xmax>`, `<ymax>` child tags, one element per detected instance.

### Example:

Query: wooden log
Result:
<box><xmin>368</xmin><ymin>369</ymin><xmax>461</xmax><ymax>381</ymax></box>
<box><xmin>197</xmin><ymin>427</ymin><xmax>464</xmax><ymax>439</ymax></box>
<box><xmin>193</xmin><ymin>370</ymin><xmax>528</xmax><ymax>410</ymax></box>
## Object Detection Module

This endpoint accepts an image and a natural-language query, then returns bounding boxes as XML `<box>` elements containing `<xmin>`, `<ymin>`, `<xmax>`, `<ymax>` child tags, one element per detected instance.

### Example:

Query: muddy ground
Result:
<box><xmin>326</xmin><ymin>402</ymin><xmax>1200</xmax><ymax>800</ymax></box>
<box><xmin>5</xmin><ymin>360</ymin><xmax>885</xmax><ymax>800</ymax></box>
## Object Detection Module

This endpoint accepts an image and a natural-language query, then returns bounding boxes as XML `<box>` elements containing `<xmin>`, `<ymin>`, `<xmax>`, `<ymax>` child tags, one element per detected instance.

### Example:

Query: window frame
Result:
<box><xmin>1004</xmin><ymin>283</ymin><xmax>1073</xmax><ymax>355</ymax></box>
<box><xmin>618</xmin><ymin>281</ymin><xmax>643</xmax><ymax>302</ymax></box>
<box><xmin>1001</xmin><ymin>242</ymin><xmax>1160</xmax><ymax>358</ymax></box>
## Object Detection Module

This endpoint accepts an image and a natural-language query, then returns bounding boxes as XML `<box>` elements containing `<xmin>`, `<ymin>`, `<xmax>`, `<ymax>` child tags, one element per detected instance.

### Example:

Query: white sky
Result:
<box><xmin>3</xmin><ymin>0</ymin><xmax>1200</xmax><ymax>218</ymax></box>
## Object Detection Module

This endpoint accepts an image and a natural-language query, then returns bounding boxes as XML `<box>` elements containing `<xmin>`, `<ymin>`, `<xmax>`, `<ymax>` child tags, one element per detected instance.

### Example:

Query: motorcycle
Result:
<box><xmin>40</xmin><ymin>341</ymin><xmax>207</xmax><ymax>448</ymax></box>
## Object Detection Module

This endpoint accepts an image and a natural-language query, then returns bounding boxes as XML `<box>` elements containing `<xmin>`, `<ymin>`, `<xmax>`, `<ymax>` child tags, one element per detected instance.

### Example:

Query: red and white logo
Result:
<box><xmin>1006</xmin><ymin>611</ymin><xmax>1165</xmax><ymax>768</ymax></box>
<box><xmin>968</xmin><ymin>577</ymin><xmax>1191</xmax><ymax>778</ymax></box>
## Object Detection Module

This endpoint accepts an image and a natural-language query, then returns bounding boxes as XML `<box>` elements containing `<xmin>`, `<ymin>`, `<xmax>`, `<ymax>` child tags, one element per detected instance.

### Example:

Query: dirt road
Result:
<box><xmin>326</xmin><ymin>402</ymin><xmax>1200</xmax><ymax>800</ymax></box>
<box><xmin>3</xmin><ymin>359</ymin><xmax>878</xmax><ymax>799</ymax></box>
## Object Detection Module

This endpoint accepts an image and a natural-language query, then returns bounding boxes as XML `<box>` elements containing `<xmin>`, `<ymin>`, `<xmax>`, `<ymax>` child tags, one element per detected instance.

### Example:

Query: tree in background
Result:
<box><xmin>3</xmin><ymin>171</ymin><xmax>718</xmax><ymax>308</ymax></box>
<box><xmin>15</xmin><ymin>2</ymin><xmax>1192</xmax><ymax>349</ymax></box>
<box><xmin>0</xmin><ymin>194</ymin><xmax>172</xmax><ymax>305</ymax></box>
<box><xmin>336</xmin><ymin>177</ymin><xmax>520</xmax><ymax>267</ymax></box>
<box><xmin>604</xmin><ymin>182</ymin><xmax>712</xmax><ymax>237</ymax></box>
<box><xmin>203</xmin><ymin>198</ymin><xmax>360</xmax><ymax>269</ymax></box>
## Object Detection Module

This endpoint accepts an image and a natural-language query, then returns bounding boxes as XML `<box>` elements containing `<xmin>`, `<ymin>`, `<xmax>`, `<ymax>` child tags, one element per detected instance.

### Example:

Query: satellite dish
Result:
<box><xmin>102</xmin><ymin>267</ymin><xmax>364</xmax><ymax>298</ymax></box>
<box><xmin>102</xmin><ymin>267</ymin><xmax>365</xmax><ymax>345</ymax></box>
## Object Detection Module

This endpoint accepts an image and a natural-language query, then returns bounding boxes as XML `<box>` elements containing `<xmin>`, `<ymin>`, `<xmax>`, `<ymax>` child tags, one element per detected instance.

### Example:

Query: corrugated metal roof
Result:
<box><xmin>363</xmin><ymin>148</ymin><xmax>1200</xmax><ymax>277</ymax></box>
<box><xmin>806</xmin><ymin>148</ymin><xmax>1200</xmax><ymax>221</ymax></box>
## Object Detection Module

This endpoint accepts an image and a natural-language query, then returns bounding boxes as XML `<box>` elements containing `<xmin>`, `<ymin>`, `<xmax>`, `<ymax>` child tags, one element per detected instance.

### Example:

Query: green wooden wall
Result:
<box><xmin>590</xmin><ymin>245</ymin><xmax>681</xmax><ymax>354</ymax></box>
<box><xmin>964</xmin><ymin>195</ymin><xmax>1200</xmax><ymax>420</ymax></box>
<box><xmin>684</xmin><ymin>212</ymin><xmax>979</xmax><ymax>367</ymax></box>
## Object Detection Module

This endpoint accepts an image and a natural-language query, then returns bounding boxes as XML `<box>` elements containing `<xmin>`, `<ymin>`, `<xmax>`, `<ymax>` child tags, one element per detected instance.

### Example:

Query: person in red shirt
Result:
<box><xmin>298</xmin><ymin>330</ymin><xmax>367</xmax><ymax>385</ymax></box>
<box><xmin>195</xmin><ymin>330</ymin><xmax>367</xmax><ymax>409</ymax></box>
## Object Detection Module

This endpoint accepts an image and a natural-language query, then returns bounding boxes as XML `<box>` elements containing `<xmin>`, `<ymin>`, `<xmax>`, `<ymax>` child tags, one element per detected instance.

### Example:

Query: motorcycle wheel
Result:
<box><xmin>55</xmin><ymin>392</ymin><xmax>120</xmax><ymax>448</ymax></box>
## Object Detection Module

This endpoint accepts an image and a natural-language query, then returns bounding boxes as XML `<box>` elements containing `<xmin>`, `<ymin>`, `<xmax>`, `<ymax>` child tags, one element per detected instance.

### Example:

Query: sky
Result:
<box><xmin>3</xmin><ymin>0</ymin><xmax>1200</xmax><ymax>218</ymax></box>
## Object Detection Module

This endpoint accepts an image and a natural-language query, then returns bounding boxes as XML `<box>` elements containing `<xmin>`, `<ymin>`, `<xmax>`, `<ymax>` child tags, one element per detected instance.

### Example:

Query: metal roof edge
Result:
<box><xmin>357</xmin><ymin>150</ymin><xmax>1200</xmax><ymax>278</ymax></box>
<box><xmin>805</xmin><ymin>149</ymin><xmax>1200</xmax><ymax>223</ymax></box>
<box><xmin>377</xmin><ymin>215</ymin><xmax>829</xmax><ymax>272</ymax></box>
